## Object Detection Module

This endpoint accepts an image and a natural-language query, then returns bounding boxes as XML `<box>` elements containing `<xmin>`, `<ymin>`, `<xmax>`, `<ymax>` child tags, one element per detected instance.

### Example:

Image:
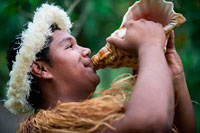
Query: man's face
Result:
<box><xmin>48</xmin><ymin>30</ymin><xmax>100</xmax><ymax>96</ymax></box>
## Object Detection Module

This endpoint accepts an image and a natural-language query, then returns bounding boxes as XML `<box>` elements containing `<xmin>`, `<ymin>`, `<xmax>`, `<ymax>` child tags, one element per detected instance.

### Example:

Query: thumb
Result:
<box><xmin>167</xmin><ymin>31</ymin><xmax>175</xmax><ymax>50</ymax></box>
<box><xmin>106</xmin><ymin>36</ymin><xmax>125</xmax><ymax>49</ymax></box>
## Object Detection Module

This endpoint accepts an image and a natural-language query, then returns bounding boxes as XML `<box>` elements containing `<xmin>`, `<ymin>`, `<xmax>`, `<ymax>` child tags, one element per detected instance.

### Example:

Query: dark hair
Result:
<box><xmin>7</xmin><ymin>24</ymin><xmax>60</xmax><ymax>111</ymax></box>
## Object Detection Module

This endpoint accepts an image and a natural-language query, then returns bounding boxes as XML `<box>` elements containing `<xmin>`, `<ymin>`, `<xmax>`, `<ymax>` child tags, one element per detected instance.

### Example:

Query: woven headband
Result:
<box><xmin>5</xmin><ymin>3</ymin><xmax>72</xmax><ymax>114</ymax></box>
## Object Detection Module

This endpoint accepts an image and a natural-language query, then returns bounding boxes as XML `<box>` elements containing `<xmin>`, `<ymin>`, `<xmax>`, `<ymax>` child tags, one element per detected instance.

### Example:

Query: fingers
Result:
<box><xmin>167</xmin><ymin>31</ymin><xmax>175</xmax><ymax>49</ymax></box>
<box><xmin>107</xmin><ymin>19</ymin><xmax>166</xmax><ymax>54</ymax></box>
<box><xmin>106</xmin><ymin>36</ymin><xmax>125</xmax><ymax>49</ymax></box>
<box><xmin>126</xmin><ymin>20</ymin><xmax>136</xmax><ymax>28</ymax></box>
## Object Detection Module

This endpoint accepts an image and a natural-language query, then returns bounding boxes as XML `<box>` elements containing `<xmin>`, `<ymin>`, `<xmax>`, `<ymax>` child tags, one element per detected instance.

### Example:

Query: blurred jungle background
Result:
<box><xmin>0</xmin><ymin>0</ymin><xmax>199</xmax><ymax>132</ymax></box>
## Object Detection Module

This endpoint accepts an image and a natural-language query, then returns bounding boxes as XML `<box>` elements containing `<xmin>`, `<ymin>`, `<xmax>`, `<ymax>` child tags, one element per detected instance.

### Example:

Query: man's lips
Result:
<box><xmin>84</xmin><ymin>63</ymin><xmax>91</xmax><ymax>67</ymax></box>
<box><xmin>83</xmin><ymin>62</ymin><xmax>97</xmax><ymax>73</ymax></box>
<box><xmin>82</xmin><ymin>58</ymin><xmax>97</xmax><ymax>72</ymax></box>
<box><xmin>82</xmin><ymin>58</ymin><xmax>91</xmax><ymax>67</ymax></box>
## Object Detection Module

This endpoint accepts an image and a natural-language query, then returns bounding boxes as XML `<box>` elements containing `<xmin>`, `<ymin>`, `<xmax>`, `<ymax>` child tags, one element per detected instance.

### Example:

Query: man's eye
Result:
<box><xmin>65</xmin><ymin>44</ymin><xmax>73</xmax><ymax>49</ymax></box>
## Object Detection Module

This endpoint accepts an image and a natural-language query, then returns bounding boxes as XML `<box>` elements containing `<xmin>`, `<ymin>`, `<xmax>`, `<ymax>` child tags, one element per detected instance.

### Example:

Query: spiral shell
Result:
<box><xmin>91</xmin><ymin>0</ymin><xmax>186</xmax><ymax>70</ymax></box>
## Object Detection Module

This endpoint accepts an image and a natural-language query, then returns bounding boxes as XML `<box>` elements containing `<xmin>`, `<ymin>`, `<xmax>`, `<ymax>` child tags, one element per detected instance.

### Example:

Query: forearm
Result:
<box><xmin>105</xmin><ymin>20</ymin><xmax>174</xmax><ymax>132</ymax></box>
<box><xmin>125</xmin><ymin>45</ymin><xmax>174</xmax><ymax>131</ymax></box>
<box><xmin>173</xmin><ymin>73</ymin><xmax>196</xmax><ymax>132</ymax></box>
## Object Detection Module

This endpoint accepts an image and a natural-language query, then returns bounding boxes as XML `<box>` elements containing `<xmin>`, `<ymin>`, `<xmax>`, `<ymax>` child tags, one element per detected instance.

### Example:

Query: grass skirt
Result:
<box><xmin>17</xmin><ymin>74</ymin><xmax>136</xmax><ymax>133</ymax></box>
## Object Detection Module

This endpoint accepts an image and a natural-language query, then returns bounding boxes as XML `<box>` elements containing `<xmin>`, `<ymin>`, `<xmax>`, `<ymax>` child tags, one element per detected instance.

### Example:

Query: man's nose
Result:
<box><xmin>81</xmin><ymin>47</ymin><xmax>91</xmax><ymax>57</ymax></box>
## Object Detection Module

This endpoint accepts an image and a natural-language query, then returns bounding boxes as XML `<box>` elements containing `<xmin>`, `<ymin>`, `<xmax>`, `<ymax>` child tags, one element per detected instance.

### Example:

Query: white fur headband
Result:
<box><xmin>5</xmin><ymin>3</ymin><xmax>72</xmax><ymax>114</ymax></box>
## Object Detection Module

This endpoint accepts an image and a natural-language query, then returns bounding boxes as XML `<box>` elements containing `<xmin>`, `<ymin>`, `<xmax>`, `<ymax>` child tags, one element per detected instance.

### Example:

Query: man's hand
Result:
<box><xmin>106</xmin><ymin>19</ymin><xmax>166</xmax><ymax>56</ymax></box>
<box><xmin>165</xmin><ymin>31</ymin><xmax>184</xmax><ymax>79</ymax></box>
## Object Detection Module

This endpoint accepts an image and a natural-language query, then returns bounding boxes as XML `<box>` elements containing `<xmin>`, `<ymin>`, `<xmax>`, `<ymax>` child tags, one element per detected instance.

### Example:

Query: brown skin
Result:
<box><xmin>31</xmin><ymin>19</ymin><xmax>195</xmax><ymax>132</ymax></box>
<box><xmin>105</xmin><ymin>21</ymin><xmax>196</xmax><ymax>132</ymax></box>
<box><xmin>31</xmin><ymin>31</ymin><xmax>100</xmax><ymax>109</ymax></box>
<box><xmin>166</xmin><ymin>31</ymin><xmax>196</xmax><ymax>132</ymax></box>
<box><xmin>105</xmin><ymin>19</ymin><xmax>174</xmax><ymax>132</ymax></box>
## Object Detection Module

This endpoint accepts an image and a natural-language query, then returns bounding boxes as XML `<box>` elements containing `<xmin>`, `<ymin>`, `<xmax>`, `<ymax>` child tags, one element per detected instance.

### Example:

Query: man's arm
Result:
<box><xmin>104</xmin><ymin>20</ymin><xmax>175</xmax><ymax>132</ymax></box>
<box><xmin>173</xmin><ymin>73</ymin><xmax>196</xmax><ymax>132</ymax></box>
<box><xmin>165</xmin><ymin>31</ymin><xmax>196</xmax><ymax>132</ymax></box>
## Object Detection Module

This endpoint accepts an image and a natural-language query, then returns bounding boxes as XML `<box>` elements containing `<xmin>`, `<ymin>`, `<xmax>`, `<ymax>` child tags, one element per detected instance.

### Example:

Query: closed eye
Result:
<box><xmin>65</xmin><ymin>44</ymin><xmax>73</xmax><ymax>49</ymax></box>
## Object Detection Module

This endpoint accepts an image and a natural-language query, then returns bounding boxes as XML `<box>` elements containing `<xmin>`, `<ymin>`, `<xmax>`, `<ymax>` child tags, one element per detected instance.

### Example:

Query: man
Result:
<box><xmin>5</xmin><ymin>3</ymin><xmax>195</xmax><ymax>132</ymax></box>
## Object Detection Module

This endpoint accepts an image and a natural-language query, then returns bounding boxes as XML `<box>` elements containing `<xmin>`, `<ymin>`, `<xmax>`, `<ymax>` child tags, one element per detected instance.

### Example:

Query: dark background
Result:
<box><xmin>0</xmin><ymin>0</ymin><xmax>199</xmax><ymax>132</ymax></box>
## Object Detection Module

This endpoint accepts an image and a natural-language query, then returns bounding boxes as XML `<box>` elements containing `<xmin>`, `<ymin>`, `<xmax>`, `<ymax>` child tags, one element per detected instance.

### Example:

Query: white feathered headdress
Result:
<box><xmin>5</xmin><ymin>3</ymin><xmax>72</xmax><ymax>114</ymax></box>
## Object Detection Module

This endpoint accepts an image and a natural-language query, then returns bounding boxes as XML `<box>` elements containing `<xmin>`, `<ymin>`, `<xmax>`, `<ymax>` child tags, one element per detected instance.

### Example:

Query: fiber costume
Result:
<box><xmin>17</xmin><ymin>74</ymin><xmax>135</xmax><ymax>132</ymax></box>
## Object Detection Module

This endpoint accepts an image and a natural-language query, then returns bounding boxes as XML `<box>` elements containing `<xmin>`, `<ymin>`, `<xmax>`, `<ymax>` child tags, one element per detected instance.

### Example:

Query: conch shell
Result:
<box><xmin>91</xmin><ymin>0</ymin><xmax>186</xmax><ymax>70</ymax></box>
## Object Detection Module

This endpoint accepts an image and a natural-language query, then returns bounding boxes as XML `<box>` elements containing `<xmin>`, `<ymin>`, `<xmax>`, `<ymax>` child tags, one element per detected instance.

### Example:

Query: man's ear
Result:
<box><xmin>30</xmin><ymin>61</ymin><xmax>53</xmax><ymax>79</ymax></box>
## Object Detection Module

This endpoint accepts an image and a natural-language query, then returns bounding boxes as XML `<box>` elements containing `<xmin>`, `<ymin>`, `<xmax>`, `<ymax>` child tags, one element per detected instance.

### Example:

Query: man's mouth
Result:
<box><xmin>83</xmin><ymin>60</ymin><xmax>90</xmax><ymax>67</ymax></box>
<box><xmin>85</xmin><ymin>63</ymin><xmax>91</xmax><ymax>68</ymax></box>
<box><xmin>82</xmin><ymin>58</ymin><xmax>97</xmax><ymax>72</ymax></box>
<box><xmin>84</xmin><ymin>62</ymin><xmax>97</xmax><ymax>73</ymax></box>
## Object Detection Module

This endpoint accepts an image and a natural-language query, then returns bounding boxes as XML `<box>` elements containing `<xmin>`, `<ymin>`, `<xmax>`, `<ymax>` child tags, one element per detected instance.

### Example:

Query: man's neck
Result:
<box><xmin>39</xmin><ymin>80</ymin><xmax>90</xmax><ymax>110</ymax></box>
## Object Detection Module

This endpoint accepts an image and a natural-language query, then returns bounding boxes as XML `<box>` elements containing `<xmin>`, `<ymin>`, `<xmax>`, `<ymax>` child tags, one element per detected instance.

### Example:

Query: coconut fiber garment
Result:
<box><xmin>17</xmin><ymin>74</ymin><xmax>135</xmax><ymax>133</ymax></box>
<box><xmin>17</xmin><ymin>74</ymin><xmax>178</xmax><ymax>133</ymax></box>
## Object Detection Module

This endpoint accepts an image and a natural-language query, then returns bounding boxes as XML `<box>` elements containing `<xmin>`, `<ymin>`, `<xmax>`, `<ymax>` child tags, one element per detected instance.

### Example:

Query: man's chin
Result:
<box><xmin>89</xmin><ymin>75</ymin><xmax>100</xmax><ymax>91</ymax></box>
<box><xmin>94</xmin><ymin>74</ymin><xmax>100</xmax><ymax>86</ymax></box>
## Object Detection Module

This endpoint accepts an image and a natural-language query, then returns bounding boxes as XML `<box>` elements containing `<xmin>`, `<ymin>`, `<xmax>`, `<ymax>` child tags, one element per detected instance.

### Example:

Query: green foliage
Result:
<box><xmin>193</xmin><ymin>102</ymin><xmax>200</xmax><ymax>132</ymax></box>
<box><xmin>0</xmin><ymin>0</ymin><xmax>199</xmax><ymax>129</ymax></box>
